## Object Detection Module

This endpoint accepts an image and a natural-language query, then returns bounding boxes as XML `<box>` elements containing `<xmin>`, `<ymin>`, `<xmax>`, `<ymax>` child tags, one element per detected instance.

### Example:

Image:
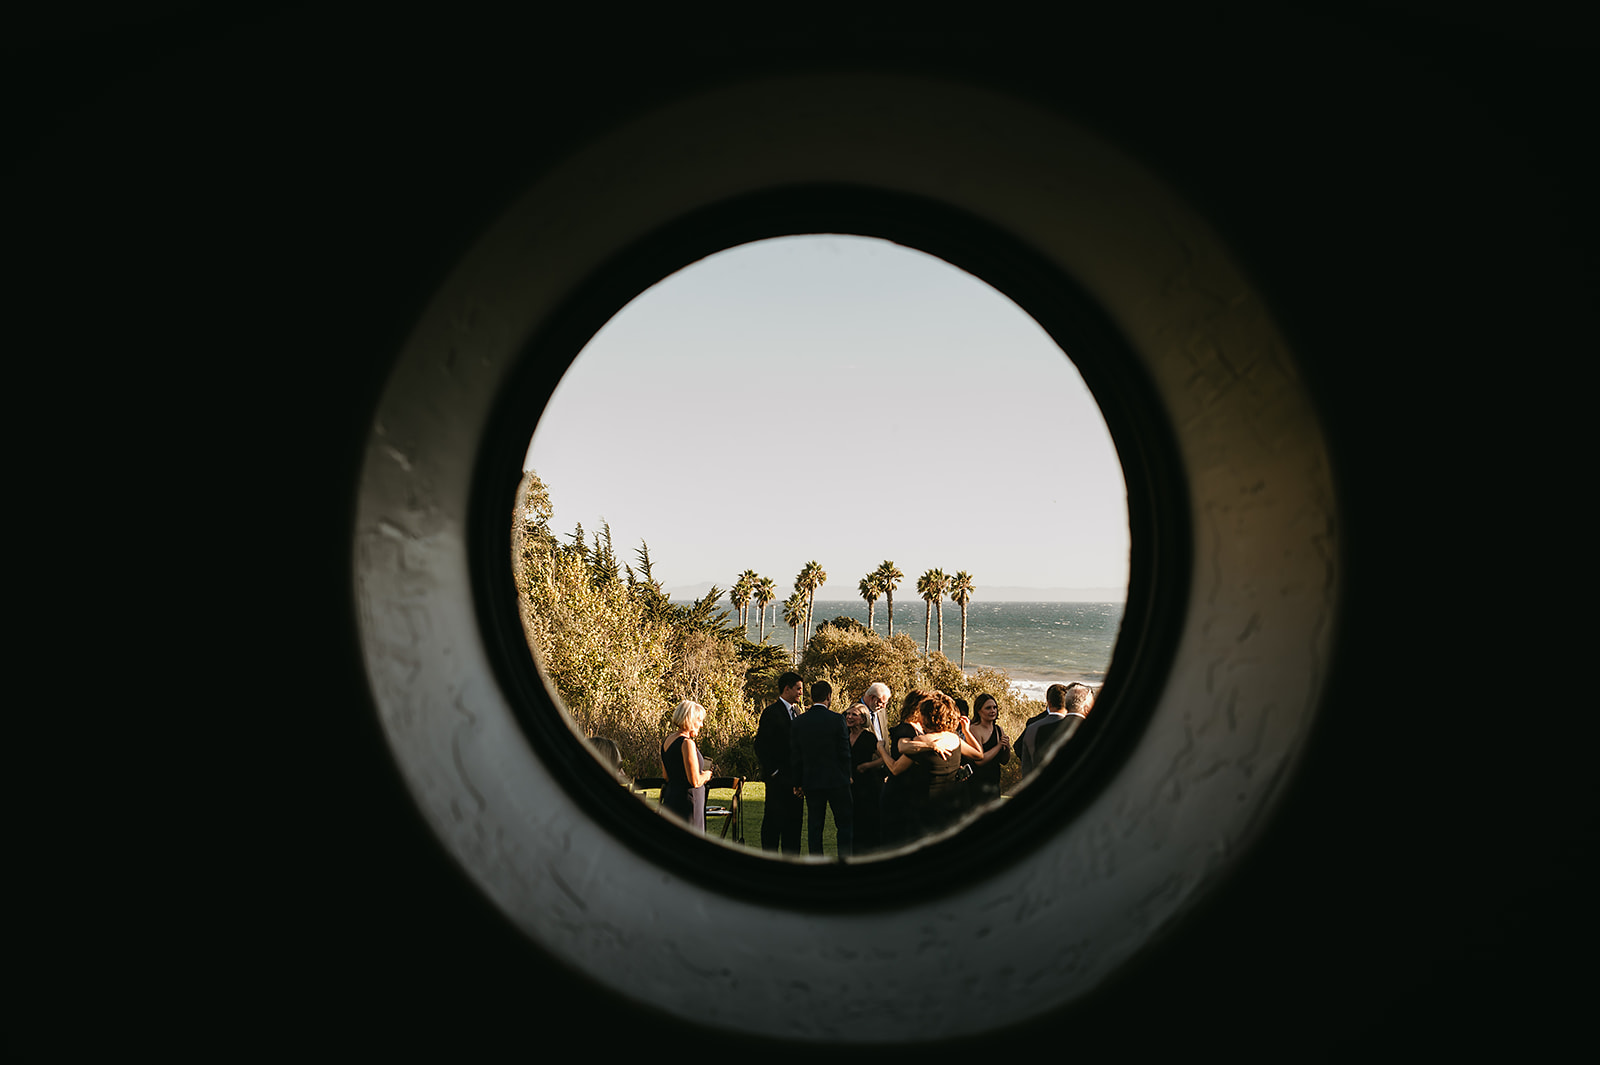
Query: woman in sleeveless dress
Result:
<box><xmin>661</xmin><ymin>699</ymin><xmax>713</xmax><ymax>830</ymax></box>
<box><xmin>846</xmin><ymin>701</ymin><xmax>887</xmax><ymax>852</ymax></box>
<box><xmin>877</xmin><ymin>690</ymin><xmax>933</xmax><ymax>848</ymax></box>
<box><xmin>963</xmin><ymin>692</ymin><xmax>1010</xmax><ymax>802</ymax></box>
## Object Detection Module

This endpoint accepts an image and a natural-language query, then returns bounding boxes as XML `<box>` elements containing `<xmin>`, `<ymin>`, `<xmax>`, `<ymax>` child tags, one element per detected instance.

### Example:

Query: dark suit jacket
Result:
<box><xmin>790</xmin><ymin>703</ymin><xmax>852</xmax><ymax>792</ymax></box>
<box><xmin>1017</xmin><ymin>712</ymin><xmax>1081</xmax><ymax>772</ymax></box>
<box><xmin>756</xmin><ymin>699</ymin><xmax>796</xmax><ymax>785</ymax></box>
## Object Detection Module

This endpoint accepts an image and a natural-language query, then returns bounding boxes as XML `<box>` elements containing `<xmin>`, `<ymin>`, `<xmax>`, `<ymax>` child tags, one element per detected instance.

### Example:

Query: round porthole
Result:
<box><xmin>354</xmin><ymin>74</ymin><xmax>1338</xmax><ymax>1041</ymax></box>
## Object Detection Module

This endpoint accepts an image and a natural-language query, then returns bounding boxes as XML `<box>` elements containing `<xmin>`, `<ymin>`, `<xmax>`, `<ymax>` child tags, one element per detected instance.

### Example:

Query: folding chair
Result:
<box><xmin>630</xmin><ymin>776</ymin><xmax>667</xmax><ymax>807</ymax></box>
<box><xmin>704</xmin><ymin>776</ymin><xmax>744</xmax><ymax>843</ymax></box>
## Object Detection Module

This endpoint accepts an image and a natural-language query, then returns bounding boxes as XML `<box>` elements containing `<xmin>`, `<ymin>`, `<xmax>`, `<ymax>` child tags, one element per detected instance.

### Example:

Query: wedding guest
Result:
<box><xmin>790</xmin><ymin>680</ymin><xmax>854</xmax><ymax>858</ymax></box>
<box><xmin>589</xmin><ymin>735</ymin><xmax>628</xmax><ymax>784</ymax></box>
<box><xmin>962</xmin><ymin>693</ymin><xmax>1010</xmax><ymax>800</ymax></box>
<box><xmin>662</xmin><ymin>699</ymin><xmax>713</xmax><ymax>830</ymax></box>
<box><xmin>916</xmin><ymin>690</ymin><xmax>984</xmax><ymax>830</ymax></box>
<box><xmin>878</xmin><ymin>690</ymin><xmax>938</xmax><ymax>847</ymax></box>
<box><xmin>1016</xmin><ymin>682</ymin><xmax>1095</xmax><ymax>772</ymax></box>
<box><xmin>846</xmin><ymin>684</ymin><xmax>890</xmax><ymax>851</ymax></box>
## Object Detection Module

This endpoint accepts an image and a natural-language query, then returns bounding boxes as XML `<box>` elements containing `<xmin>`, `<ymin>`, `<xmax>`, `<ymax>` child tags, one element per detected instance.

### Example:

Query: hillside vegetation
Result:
<box><xmin>513</xmin><ymin>471</ymin><xmax>1030</xmax><ymax>792</ymax></box>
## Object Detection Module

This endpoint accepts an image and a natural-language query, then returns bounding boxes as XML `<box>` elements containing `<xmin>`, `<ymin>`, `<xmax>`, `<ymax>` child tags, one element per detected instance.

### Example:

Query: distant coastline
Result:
<box><xmin>666</xmin><ymin>586</ymin><xmax>1126</xmax><ymax>604</ymax></box>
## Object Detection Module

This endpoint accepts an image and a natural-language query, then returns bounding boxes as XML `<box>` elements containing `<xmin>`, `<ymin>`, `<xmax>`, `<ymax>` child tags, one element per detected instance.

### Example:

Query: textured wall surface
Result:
<box><xmin>16</xmin><ymin>9</ymin><xmax>1593</xmax><ymax>1057</ymax></box>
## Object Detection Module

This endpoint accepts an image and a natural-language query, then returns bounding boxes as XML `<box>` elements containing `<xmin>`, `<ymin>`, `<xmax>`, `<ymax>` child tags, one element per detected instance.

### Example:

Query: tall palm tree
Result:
<box><xmin>876</xmin><ymin>560</ymin><xmax>903</xmax><ymax>638</ymax></box>
<box><xmin>859</xmin><ymin>572</ymin><xmax>881</xmax><ymax>633</ymax></box>
<box><xmin>729</xmin><ymin>573</ymin><xmax>752</xmax><ymax>630</ymax></box>
<box><xmin>949</xmin><ymin>570</ymin><xmax>975</xmax><ymax>669</ymax></box>
<box><xmin>738</xmin><ymin>568</ymin><xmax>758</xmax><ymax>631</ymax></box>
<box><xmin>797</xmin><ymin>560</ymin><xmax>826</xmax><ymax>645</ymax></box>
<box><xmin>930</xmin><ymin>568</ymin><xmax>950</xmax><ymax>655</ymax></box>
<box><xmin>753</xmin><ymin>576</ymin><xmax>776</xmax><ymax>641</ymax></box>
<box><xmin>917</xmin><ymin>569</ymin><xmax>939</xmax><ymax>652</ymax></box>
<box><xmin>782</xmin><ymin>592</ymin><xmax>807</xmax><ymax>663</ymax></box>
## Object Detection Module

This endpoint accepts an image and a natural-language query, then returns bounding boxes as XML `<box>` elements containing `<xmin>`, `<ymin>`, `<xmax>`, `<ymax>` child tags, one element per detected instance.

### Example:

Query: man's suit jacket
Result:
<box><xmin>790</xmin><ymin>703</ymin><xmax>852</xmax><ymax>792</ymax></box>
<box><xmin>1017</xmin><ymin>712</ymin><xmax>1081</xmax><ymax>772</ymax></box>
<box><xmin>756</xmin><ymin>699</ymin><xmax>796</xmax><ymax>786</ymax></box>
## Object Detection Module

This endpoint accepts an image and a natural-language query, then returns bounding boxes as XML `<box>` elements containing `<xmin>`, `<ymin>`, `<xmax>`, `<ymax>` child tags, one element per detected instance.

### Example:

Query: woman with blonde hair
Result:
<box><xmin>845</xmin><ymin>695</ymin><xmax>887</xmax><ymax>852</ymax></box>
<box><xmin>662</xmin><ymin>699</ymin><xmax>714</xmax><ymax>831</ymax></box>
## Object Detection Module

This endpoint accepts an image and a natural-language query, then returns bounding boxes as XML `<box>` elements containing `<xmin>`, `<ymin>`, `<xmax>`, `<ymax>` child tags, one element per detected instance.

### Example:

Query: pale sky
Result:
<box><xmin>524</xmin><ymin>235</ymin><xmax>1129</xmax><ymax>599</ymax></box>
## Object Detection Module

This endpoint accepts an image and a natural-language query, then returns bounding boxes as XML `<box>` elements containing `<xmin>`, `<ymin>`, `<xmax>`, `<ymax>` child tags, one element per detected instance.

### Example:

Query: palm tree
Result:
<box><xmin>859</xmin><ymin>573</ymin><xmax>881</xmax><ymax>633</ymax></box>
<box><xmin>797</xmin><ymin>560</ymin><xmax>826</xmax><ymax>645</ymax></box>
<box><xmin>728</xmin><ymin>574</ymin><xmax>751</xmax><ymax>630</ymax></box>
<box><xmin>930</xmin><ymin>569</ymin><xmax>950</xmax><ymax>655</ymax></box>
<box><xmin>782</xmin><ymin>592</ymin><xmax>807</xmax><ymax>662</ymax></box>
<box><xmin>949</xmin><ymin>570</ymin><xmax>975</xmax><ymax>669</ymax></box>
<box><xmin>917</xmin><ymin>569</ymin><xmax>938</xmax><ymax>652</ymax></box>
<box><xmin>738</xmin><ymin>568</ymin><xmax>758</xmax><ymax>631</ymax></box>
<box><xmin>876</xmin><ymin>560</ymin><xmax>903</xmax><ymax>638</ymax></box>
<box><xmin>753</xmin><ymin>576</ymin><xmax>776</xmax><ymax>642</ymax></box>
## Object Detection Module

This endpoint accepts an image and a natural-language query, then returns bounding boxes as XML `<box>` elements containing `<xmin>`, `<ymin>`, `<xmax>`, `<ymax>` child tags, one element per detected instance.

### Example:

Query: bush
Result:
<box><xmin>513</xmin><ymin>471</ymin><xmax>772</xmax><ymax>780</ymax></box>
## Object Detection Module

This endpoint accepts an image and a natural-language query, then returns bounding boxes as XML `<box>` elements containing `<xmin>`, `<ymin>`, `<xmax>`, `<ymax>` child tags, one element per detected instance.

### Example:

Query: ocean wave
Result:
<box><xmin>1008</xmin><ymin>679</ymin><xmax>1050</xmax><ymax>702</ymax></box>
<box><xmin>1005</xmin><ymin>677</ymin><xmax>1102</xmax><ymax>702</ymax></box>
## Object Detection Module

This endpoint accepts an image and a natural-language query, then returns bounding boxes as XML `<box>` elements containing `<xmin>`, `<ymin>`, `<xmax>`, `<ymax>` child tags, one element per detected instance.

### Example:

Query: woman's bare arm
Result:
<box><xmin>683</xmin><ymin>738</ymin><xmax>712</xmax><ymax>788</ymax></box>
<box><xmin>955</xmin><ymin>721</ymin><xmax>984</xmax><ymax>760</ymax></box>
<box><xmin>877</xmin><ymin>739</ymin><xmax>916</xmax><ymax>776</ymax></box>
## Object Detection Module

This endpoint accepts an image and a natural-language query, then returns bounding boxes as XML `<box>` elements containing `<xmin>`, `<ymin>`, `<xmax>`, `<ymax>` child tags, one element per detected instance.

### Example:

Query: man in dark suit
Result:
<box><xmin>1016</xmin><ymin>683</ymin><xmax>1095</xmax><ymax>773</ymax></box>
<box><xmin>756</xmin><ymin>671</ymin><xmax>805</xmax><ymax>854</ymax></box>
<box><xmin>790</xmin><ymin>680</ymin><xmax>854</xmax><ymax>859</ymax></box>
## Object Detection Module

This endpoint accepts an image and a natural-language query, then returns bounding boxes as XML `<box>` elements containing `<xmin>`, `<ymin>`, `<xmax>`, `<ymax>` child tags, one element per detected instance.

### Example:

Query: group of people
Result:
<box><xmin>746</xmin><ymin>671</ymin><xmax>1096</xmax><ymax>858</ymax></box>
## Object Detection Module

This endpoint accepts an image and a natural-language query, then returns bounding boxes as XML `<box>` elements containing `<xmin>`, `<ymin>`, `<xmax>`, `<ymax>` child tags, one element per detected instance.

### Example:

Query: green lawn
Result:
<box><xmin>636</xmin><ymin>781</ymin><xmax>1012</xmax><ymax>858</ymax></box>
<box><xmin>636</xmin><ymin>780</ymin><xmax>842</xmax><ymax>857</ymax></box>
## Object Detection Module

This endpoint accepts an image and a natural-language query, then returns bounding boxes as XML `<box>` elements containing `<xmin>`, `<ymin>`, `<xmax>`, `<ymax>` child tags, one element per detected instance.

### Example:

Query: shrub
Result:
<box><xmin>513</xmin><ymin>471</ymin><xmax>768</xmax><ymax>779</ymax></box>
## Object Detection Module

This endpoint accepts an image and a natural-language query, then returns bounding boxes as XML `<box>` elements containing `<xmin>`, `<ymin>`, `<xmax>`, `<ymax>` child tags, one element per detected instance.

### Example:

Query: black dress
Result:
<box><xmin>964</xmin><ymin>722</ymin><xmax>1009</xmax><ymax>800</ymax></box>
<box><xmin>879</xmin><ymin>723</ymin><xmax>931</xmax><ymax>847</ymax></box>
<box><xmin>849</xmin><ymin>728</ymin><xmax>887</xmax><ymax>853</ymax></box>
<box><xmin>661</xmin><ymin>735</ymin><xmax>706</xmax><ymax>831</ymax></box>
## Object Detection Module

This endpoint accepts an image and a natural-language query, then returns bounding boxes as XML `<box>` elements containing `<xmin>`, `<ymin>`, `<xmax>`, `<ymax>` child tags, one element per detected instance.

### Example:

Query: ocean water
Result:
<box><xmin>726</xmin><ymin>599</ymin><xmax>1123</xmax><ymax>700</ymax></box>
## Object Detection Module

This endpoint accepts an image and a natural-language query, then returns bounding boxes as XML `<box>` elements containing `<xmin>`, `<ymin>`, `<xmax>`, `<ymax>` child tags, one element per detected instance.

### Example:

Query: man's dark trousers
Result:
<box><xmin>804</xmin><ymin>787</ymin><xmax>853</xmax><ymax>857</ymax></box>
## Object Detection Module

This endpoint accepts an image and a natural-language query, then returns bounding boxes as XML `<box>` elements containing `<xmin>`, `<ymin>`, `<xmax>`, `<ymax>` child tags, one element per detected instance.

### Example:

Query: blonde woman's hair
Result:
<box><xmin>671</xmin><ymin>699</ymin><xmax>706</xmax><ymax>730</ymax></box>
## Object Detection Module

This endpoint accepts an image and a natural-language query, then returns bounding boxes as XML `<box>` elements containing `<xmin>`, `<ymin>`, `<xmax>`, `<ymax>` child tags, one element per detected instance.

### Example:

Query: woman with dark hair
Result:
<box><xmin>878</xmin><ymin>690</ymin><xmax>984</xmax><ymax>844</ymax></box>
<box><xmin>661</xmin><ymin>699</ymin><xmax>713</xmax><ymax>831</ymax></box>
<box><xmin>877</xmin><ymin>690</ymin><xmax>936</xmax><ymax>847</ymax></box>
<box><xmin>963</xmin><ymin>692</ymin><xmax>1011</xmax><ymax>801</ymax></box>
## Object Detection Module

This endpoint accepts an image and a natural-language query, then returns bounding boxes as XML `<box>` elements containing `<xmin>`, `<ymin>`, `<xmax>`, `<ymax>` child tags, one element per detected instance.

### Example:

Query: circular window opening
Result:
<box><xmin>520</xmin><ymin>233</ymin><xmax>1127</xmax><ymax>844</ymax></box>
<box><xmin>472</xmin><ymin>188</ymin><xmax>1190</xmax><ymax>900</ymax></box>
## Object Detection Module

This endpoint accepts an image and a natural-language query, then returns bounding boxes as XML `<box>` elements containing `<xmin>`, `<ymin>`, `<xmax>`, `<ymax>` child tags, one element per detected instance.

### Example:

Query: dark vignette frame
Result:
<box><xmin>468</xmin><ymin>185</ymin><xmax>1192</xmax><ymax>909</ymax></box>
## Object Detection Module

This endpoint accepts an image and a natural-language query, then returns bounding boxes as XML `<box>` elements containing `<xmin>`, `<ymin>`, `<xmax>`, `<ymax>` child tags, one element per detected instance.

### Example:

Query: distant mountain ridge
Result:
<box><xmin>664</xmin><ymin>582</ymin><xmax>1124</xmax><ymax>603</ymax></box>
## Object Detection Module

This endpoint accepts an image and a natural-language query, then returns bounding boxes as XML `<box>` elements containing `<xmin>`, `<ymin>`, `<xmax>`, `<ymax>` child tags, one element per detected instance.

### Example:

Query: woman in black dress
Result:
<box><xmin>877</xmin><ymin>690</ymin><xmax>933</xmax><ymax>848</ymax></box>
<box><xmin>963</xmin><ymin>692</ymin><xmax>1011</xmax><ymax>802</ymax></box>
<box><xmin>661</xmin><ymin>699</ymin><xmax>713</xmax><ymax>830</ymax></box>
<box><xmin>846</xmin><ymin>700</ymin><xmax>886</xmax><ymax>852</ymax></box>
